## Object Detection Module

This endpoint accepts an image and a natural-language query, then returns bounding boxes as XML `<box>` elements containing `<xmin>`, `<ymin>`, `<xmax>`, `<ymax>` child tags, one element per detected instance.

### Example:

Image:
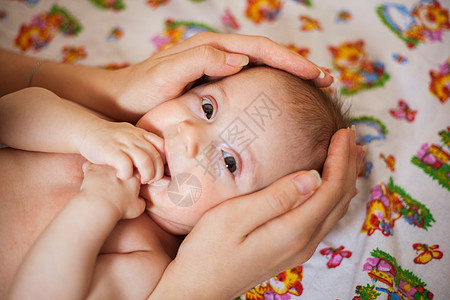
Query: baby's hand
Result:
<box><xmin>80</xmin><ymin>162</ymin><xmax>145</xmax><ymax>219</ymax></box>
<box><xmin>78</xmin><ymin>120</ymin><xmax>164</xmax><ymax>184</ymax></box>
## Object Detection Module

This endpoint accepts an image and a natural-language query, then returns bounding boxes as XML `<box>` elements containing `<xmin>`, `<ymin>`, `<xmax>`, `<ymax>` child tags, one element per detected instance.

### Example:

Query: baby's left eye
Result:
<box><xmin>222</xmin><ymin>151</ymin><xmax>237</xmax><ymax>175</ymax></box>
<box><xmin>201</xmin><ymin>97</ymin><xmax>214</xmax><ymax>120</ymax></box>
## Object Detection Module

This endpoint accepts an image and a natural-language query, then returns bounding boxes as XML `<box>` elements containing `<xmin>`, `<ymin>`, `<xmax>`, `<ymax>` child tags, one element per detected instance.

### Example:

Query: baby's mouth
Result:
<box><xmin>164</xmin><ymin>163</ymin><xmax>171</xmax><ymax>178</ymax></box>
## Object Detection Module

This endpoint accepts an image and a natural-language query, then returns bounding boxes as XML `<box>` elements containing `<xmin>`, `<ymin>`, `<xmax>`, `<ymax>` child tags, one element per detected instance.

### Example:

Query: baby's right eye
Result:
<box><xmin>201</xmin><ymin>97</ymin><xmax>215</xmax><ymax>120</ymax></box>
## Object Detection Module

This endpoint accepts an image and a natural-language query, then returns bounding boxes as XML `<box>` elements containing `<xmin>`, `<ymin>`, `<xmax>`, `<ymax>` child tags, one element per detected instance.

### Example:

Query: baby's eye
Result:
<box><xmin>222</xmin><ymin>151</ymin><xmax>237</xmax><ymax>175</ymax></box>
<box><xmin>201</xmin><ymin>97</ymin><xmax>214</xmax><ymax>120</ymax></box>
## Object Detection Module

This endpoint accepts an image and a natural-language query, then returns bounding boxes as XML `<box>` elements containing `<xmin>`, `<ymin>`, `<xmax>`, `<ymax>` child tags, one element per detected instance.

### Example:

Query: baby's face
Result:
<box><xmin>137</xmin><ymin>68</ymin><xmax>304</xmax><ymax>235</ymax></box>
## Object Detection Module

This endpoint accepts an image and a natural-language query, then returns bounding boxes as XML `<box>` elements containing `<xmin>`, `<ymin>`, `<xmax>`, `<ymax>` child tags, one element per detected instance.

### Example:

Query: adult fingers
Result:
<box><xmin>215</xmin><ymin>170</ymin><xmax>322</xmax><ymax>238</ymax></box>
<box><xmin>356</xmin><ymin>144</ymin><xmax>366</xmax><ymax>177</ymax></box>
<box><xmin>296</xmin><ymin>128</ymin><xmax>359</xmax><ymax>243</ymax></box>
<box><xmin>153</xmin><ymin>32</ymin><xmax>333</xmax><ymax>87</ymax></box>
<box><xmin>301</xmin><ymin>128</ymin><xmax>356</xmax><ymax>221</ymax></box>
<box><xmin>245</xmin><ymin>129</ymin><xmax>355</xmax><ymax>258</ymax></box>
<box><xmin>151</xmin><ymin>44</ymin><xmax>249</xmax><ymax>90</ymax></box>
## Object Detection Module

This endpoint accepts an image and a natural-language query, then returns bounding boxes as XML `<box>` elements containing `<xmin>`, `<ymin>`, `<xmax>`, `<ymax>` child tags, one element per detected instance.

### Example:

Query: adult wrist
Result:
<box><xmin>27</xmin><ymin>59</ymin><xmax>46</xmax><ymax>87</ymax></box>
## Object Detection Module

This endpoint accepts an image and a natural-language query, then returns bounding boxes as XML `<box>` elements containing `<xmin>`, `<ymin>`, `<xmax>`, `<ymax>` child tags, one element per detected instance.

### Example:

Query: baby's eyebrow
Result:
<box><xmin>209</xmin><ymin>80</ymin><xmax>228</xmax><ymax>102</ymax></box>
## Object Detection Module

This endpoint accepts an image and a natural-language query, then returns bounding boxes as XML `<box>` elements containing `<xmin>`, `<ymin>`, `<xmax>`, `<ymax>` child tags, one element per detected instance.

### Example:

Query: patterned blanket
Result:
<box><xmin>1</xmin><ymin>0</ymin><xmax>448</xmax><ymax>299</ymax></box>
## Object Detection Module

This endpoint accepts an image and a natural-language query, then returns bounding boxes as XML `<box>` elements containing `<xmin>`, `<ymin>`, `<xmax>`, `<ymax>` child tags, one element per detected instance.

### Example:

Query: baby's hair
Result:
<box><xmin>274</xmin><ymin>67</ymin><xmax>351</xmax><ymax>173</ymax></box>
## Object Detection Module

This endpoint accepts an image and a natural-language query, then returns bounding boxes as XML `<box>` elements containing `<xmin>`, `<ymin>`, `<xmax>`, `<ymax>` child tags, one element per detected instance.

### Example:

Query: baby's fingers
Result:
<box><xmin>105</xmin><ymin>149</ymin><xmax>134</xmax><ymax>180</ymax></box>
<box><xmin>124</xmin><ymin>146</ymin><xmax>164</xmax><ymax>184</ymax></box>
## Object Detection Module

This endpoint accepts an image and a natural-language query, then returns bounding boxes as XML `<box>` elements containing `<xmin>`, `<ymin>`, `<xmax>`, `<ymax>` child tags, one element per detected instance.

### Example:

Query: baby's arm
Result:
<box><xmin>8</xmin><ymin>163</ymin><xmax>146</xmax><ymax>300</ymax></box>
<box><xmin>0</xmin><ymin>87</ymin><xmax>164</xmax><ymax>183</ymax></box>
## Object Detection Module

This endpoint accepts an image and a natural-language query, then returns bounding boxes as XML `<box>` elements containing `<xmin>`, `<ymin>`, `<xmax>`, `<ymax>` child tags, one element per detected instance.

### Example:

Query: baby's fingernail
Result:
<box><xmin>226</xmin><ymin>54</ymin><xmax>249</xmax><ymax>67</ymax></box>
<box><xmin>293</xmin><ymin>170</ymin><xmax>322</xmax><ymax>195</ymax></box>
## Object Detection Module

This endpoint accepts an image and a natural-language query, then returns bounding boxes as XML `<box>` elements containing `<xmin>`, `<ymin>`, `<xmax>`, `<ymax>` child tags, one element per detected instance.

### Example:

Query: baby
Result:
<box><xmin>1</xmin><ymin>66</ymin><xmax>350</xmax><ymax>298</ymax></box>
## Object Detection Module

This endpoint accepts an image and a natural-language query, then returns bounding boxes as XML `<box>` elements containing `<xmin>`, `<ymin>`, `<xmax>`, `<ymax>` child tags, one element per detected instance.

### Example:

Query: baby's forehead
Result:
<box><xmin>204</xmin><ymin>67</ymin><xmax>285</xmax><ymax>96</ymax></box>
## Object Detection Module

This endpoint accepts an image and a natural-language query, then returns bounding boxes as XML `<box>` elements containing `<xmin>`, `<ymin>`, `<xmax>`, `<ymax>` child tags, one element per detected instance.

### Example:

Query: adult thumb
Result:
<box><xmin>233</xmin><ymin>170</ymin><xmax>322</xmax><ymax>236</ymax></box>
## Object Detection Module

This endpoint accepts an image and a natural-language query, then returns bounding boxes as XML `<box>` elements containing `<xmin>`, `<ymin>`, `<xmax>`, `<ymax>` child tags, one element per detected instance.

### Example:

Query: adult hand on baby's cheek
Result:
<box><xmin>152</xmin><ymin>171</ymin><xmax>322</xmax><ymax>299</ymax></box>
<box><xmin>151</xmin><ymin>129</ymin><xmax>358</xmax><ymax>299</ymax></box>
<box><xmin>80</xmin><ymin>162</ymin><xmax>145</xmax><ymax>220</ymax></box>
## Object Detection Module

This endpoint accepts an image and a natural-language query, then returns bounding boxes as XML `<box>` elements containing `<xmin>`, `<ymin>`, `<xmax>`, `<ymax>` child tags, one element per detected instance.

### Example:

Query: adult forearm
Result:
<box><xmin>32</xmin><ymin>59</ymin><xmax>129</xmax><ymax>120</ymax></box>
<box><xmin>0</xmin><ymin>49</ymin><xmax>130</xmax><ymax>121</ymax></box>
<box><xmin>0</xmin><ymin>49</ymin><xmax>38</xmax><ymax>96</ymax></box>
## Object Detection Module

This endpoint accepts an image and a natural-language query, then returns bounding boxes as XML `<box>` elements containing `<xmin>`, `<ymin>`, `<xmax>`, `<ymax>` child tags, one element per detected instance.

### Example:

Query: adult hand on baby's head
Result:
<box><xmin>150</xmin><ymin>128</ymin><xmax>364</xmax><ymax>299</ymax></box>
<box><xmin>78</xmin><ymin>119</ymin><xmax>165</xmax><ymax>184</ymax></box>
<box><xmin>113</xmin><ymin>32</ymin><xmax>333</xmax><ymax>122</ymax></box>
<box><xmin>80</xmin><ymin>162</ymin><xmax>146</xmax><ymax>220</ymax></box>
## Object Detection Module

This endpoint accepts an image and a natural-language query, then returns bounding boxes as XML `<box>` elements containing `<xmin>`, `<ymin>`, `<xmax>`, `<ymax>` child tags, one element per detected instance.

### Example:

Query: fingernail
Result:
<box><xmin>360</xmin><ymin>144</ymin><xmax>368</xmax><ymax>156</ymax></box>
<box><xmin>358</xmin><ymin>144</ymin><xmax>367</xmax><ymax>162</ymax></box>
<box><xmin>349</xmin><ymin>125</ymin><xmax>356</xmax><ymax>140</ymax></box>
<box><xmin>317</xmin><ymin>67</ymin><xmax>325</xmax><ymax>79</ymax></box>
<box><xmin>293</xmin><ymin>170</ymin><xmax>322</xmax><ymax>195</ymax></box>
<box><xmin>226</xmin><ymin>54</ymin><xmax>249</xmax><ymax>67</ymax></box>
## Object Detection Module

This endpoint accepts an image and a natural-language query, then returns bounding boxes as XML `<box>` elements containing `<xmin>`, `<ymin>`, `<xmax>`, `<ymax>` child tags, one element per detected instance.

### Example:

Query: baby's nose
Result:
<box><xmin>177</xmin><ymin>121</ymin><xmax>200</xmax><ymax>158</ymax></box>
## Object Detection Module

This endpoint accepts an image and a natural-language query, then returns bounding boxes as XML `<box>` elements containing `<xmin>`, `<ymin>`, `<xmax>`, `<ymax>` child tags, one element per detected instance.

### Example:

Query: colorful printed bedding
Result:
<box><xmin>1</xmin><ymin>0</ymin><xmax>449</xmax><ymax>298</ymax></box>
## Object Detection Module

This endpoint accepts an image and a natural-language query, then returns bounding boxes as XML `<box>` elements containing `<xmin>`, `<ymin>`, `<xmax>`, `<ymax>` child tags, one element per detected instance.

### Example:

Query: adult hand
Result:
<box><xmin>1</xmin><ymin>33</ymin><xmax>332</xmax><ymax>122</ymax></box>
<box><xmin>112</xmin><ymin>32</ymin><xmax>334</xmax><ymax>122</ymax></box>
<box><xmin>149</xmin><ymin>128</ymin><xmax>364</xmax><ymax>299</ymax></box>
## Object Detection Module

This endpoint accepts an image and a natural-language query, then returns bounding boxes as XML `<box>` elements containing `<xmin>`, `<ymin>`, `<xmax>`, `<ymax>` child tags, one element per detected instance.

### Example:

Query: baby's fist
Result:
<box><xmin>80</xmin><ymin>162</ymin><xmax>146</xmax><ymax>219</ymax></box>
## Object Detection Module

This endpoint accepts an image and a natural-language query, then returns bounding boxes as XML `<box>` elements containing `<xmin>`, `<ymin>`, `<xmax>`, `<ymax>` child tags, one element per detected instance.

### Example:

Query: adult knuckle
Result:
<box><xmin>266</xmin><ymin>189</ymin><xmax>293</xmax><ymax>214</ymax></box>
<box><xmin>196</xmin><ymin>45</ymin><xmax>216</xmax><ymax>60</ymax></box>
<box><xmin>332</xmin><ymin>178</ymin><xmax>347</xmax><ymax>196</ymax></box>
<box><xmin>194</xmin><ymin>31</ymin><xmax>213</xmax><ymax>40</ymax></box>
<box><xmin>259</xmin><ymin>35</ymin><xmax>272</xmax><ymax>43</ymax></box>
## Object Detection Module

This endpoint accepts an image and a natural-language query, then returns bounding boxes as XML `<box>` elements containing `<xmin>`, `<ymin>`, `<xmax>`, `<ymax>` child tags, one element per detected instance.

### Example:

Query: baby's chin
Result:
<box><xmin>140</xmin><ymin>184</ymin><xmax>193</xmax><ymax>235</ymax></box>
<box><xmin>146</xmin><ymin>210</ymin><xmax>192</xmax><ymax>235</ymax></box>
